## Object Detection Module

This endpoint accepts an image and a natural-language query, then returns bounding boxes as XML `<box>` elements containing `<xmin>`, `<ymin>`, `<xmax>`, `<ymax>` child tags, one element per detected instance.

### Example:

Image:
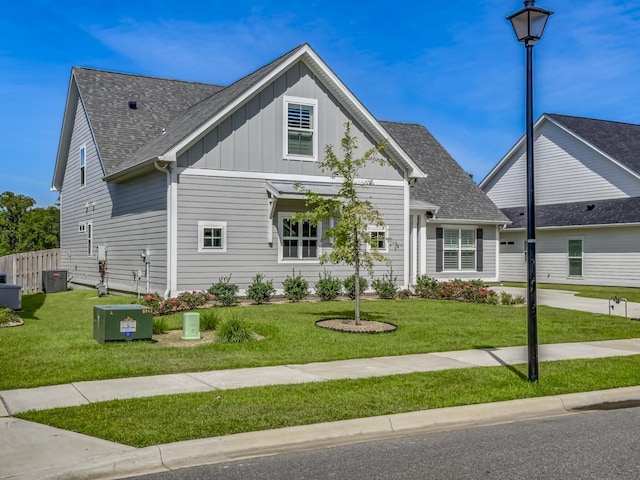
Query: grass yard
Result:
<box><xmin>17</xmin><ymin>354</ymin><xmax>640</xmax><ymax>447</ymax></box>
<box><xmin>502</xmin><ymin>282</ymin><xmax>640</xmax><ymax>303</ymax></box>
<box><xmin>1</xmin><ymin>290</ymin><xmax>639</xmax><ymax>389</ymax></box>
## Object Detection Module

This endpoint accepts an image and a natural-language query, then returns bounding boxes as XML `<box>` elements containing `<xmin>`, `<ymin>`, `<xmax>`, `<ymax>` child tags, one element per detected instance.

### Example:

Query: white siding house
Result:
<box><xmin>481</xmin><ymin>113</ymin><xmax>640</xmax><ymax>287</ymax></box>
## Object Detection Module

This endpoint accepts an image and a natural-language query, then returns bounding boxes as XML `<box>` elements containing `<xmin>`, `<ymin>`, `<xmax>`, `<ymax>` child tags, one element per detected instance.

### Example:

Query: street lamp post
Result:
<box><xmin>507</xmin><ymin>0</ymin><xmax>552</xmax><ymax>383</ymax></box>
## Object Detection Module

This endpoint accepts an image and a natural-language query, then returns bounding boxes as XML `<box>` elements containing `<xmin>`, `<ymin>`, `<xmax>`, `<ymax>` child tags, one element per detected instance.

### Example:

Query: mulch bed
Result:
<box><xmin>316</xmin><ymin>319</ymin><xmax>397</xmax><ymax>333</ymax></box>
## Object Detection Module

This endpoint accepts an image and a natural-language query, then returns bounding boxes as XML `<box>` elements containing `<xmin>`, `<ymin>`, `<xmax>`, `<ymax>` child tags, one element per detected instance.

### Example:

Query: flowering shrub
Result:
<box><xmin>208</xmin><ymin>276</ymin><xmax>239</xmax><ymax>306</ymax></box>
<box><xmin>413</xmin><ymin>276</ymin><xmax>497</xmax><ymax>304</ymax></box>
<box><xmin>139</xmin><ymin>290</ymin><xmax>214</xmax><ymax>315</ymax></box>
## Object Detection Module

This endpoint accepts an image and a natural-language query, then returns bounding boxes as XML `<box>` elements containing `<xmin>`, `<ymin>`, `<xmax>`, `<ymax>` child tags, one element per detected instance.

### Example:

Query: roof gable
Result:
<box><xmin>382</xmin><ymin>121</ymin><xmax>508</xmax><ymax>223</ymax></box>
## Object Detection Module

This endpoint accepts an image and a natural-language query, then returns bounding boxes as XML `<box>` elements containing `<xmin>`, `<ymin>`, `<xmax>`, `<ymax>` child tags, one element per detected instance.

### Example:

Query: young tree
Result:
<box><xmin>293</xmin><ymin>122</ymin><xmax>392</xmax><ymax>324</ymax></box>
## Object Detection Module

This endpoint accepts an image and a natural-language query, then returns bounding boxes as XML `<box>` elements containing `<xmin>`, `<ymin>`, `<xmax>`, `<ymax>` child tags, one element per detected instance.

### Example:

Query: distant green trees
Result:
<box><xmin>0</xmin><ymin>191</ymin><xmax>59</xmax><ymax>256</ymax></box>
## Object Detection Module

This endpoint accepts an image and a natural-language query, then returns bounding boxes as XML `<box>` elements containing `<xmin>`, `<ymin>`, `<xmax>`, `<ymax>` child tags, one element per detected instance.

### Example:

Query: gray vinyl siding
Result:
<box><xmin>177</xmin><ymin>61</ymin><xmax>403</xmax><ymax>182</ymax></box>
<box><xmin>484</xmin><ymin>120</ymin><xmax>640</xmax><ymax>208</ymax></box>
<box><xmin>497</xmin><ymin>227</ymin><xmax>640</xmax><ymax>287</ymax></box>
<box><xmin>175</xmin><ymin>174</ymin><xmax>405</xmax><ymax>292</ymax></box>
<box><xmin>59</xmin><ymin>97</ymin><xmax>168</xmax><ymax>294</ymax></box>
<box><xmin>423</xmin><ymin>224</ymin><xmax>498</xmax><ymax>281</ymax></box>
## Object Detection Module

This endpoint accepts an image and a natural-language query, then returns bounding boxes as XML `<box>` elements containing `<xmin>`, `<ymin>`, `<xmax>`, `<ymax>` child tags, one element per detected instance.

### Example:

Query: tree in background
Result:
<box><xmin>293</xmin><ymin>123</ymin><xmax>391</xmax><ymax>324</ymax></box>
<box><xmin>0</xmin><ymin>191</ymin><xmax>59</xmax><ymax>256</ymax></box>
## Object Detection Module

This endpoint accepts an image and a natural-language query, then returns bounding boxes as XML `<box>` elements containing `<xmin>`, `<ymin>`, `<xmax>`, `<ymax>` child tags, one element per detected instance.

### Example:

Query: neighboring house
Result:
<box><xmin>480</xmin><ymin>113</ymin><xmax>640</xmax><ymax>287</ymax></box>
<box><xmin>52</xmin><ymin>43</ymin><xmax>506</xmax><ymax>297</ymax></box>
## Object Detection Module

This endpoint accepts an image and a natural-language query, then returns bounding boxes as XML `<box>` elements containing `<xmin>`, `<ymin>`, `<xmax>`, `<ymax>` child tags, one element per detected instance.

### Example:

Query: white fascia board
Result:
<box><xmin>506</xmin><ymin>222</ymin><xmax>640</xmax><ymax>231</ymax></box>
<box><xmin>479</xmin><ymin>115</ymin><xmax>548</xmax><ymax>189</ymax></box>
<box><xmin>544</xmin><ymin>116</ymin><xmax>640</xmax><ymax>181</ymax></box>
<box><xmin>52</xmin><ymin>74</ymin><xmax>78</xmax><ymax>191</ymax></box>
<box><xmin>301</xmin><ymin>47</ymin><xmax>426</xmax><ymax>179</ymax></box>
<box><xmin>427</xmin><ymin>218</ymin><xmax>511</xmax><ymax>226</ymax></box>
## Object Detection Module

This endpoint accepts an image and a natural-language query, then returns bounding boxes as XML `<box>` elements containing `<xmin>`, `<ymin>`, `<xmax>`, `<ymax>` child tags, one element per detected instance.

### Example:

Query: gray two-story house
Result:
<box><xmin>52</xmin><ymin>43</ymin><xmax>507</xmax><ymax>296</ymax></box>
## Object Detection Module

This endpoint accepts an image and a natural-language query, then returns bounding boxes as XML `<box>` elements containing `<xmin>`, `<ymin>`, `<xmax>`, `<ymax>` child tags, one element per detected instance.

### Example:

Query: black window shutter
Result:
<box><xmin>436</xmin><ymin>228</ymin><xmax>443</xmax><ymax>272</ymax></box>
<box><xmin>476</xmin><ymin>229</ymin><xmax>484</xmax><ymax>272</ymax></box>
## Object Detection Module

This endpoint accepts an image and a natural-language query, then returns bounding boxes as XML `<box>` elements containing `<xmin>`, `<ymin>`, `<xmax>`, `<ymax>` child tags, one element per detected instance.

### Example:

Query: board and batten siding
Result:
<box><xmin>484</xmin><ymin>120</ymin><xmax>640</xmax><ymax>208</ymax></box>
<box><xmin>59</xmin><ymin>97</ymin><xmax>168</xmax><ymax>294</ymax></box>
<box><xmin>423</xmin><ymin>224</ymin><xmax>498</xmax><ymax>282</ymax></box>
<box><xmin>175</xmin><ymin>174</ymin><xmax>405</xmax><ymax>292</ymax></box>
<box><xmin>498</xmin><ymin>227</ymin><xmax>640</xmax><ymax>287</ymax></box>
<box><xmin>176</xmin><ymin>61</ymin><xmax>403</xmax><ymax>183</ymax></box>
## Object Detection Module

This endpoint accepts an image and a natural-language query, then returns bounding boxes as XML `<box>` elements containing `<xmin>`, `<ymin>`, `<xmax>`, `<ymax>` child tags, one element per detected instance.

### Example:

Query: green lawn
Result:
<box><xmin>17</xmin><ymin>355</ymin><xmax>640</xmax><ymax>447</ymax></box>
<box><xmin>1</xmin><ymin>290</ymin><xmax>639</xmax><ymax>389</ymax></box>
<box><xmin>501</xmin><ymin>282</ymin><xmax>640</xmax><ymax>303</ymax></box>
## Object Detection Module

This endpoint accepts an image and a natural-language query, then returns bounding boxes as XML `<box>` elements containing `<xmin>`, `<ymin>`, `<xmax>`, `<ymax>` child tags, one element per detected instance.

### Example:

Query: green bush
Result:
<box><xmin>372</xmin><ymin>270</ymin><xmax>398</xmax><ymax>299</ymax></box>
<box><xmin>152</xmin><ymin>316</ymin><xmax>169</xmax><ymax>335</ymax></box>
<box><xmin>200</xmin><ymin>310</ymin><xmax>220</xmax><ymax>331</ymax></box>
<box><xmin>501</xmin><ymin>291</ymin><xmax>514</xmax><ymax>305</ymax></box>
<box><xmin>414</xmin><ymin>276</ymin><xmax>497</xmax><ymax>304</ymax></box>
<box><xmin>0</xmin><ymin>308</ymin><xmax>20</xmax><ymax>325</ymax></box>
<box><xmin>414</xmin><ymin>275</ymin><xmax>440</xmax><ymax>298</ymax></box>
<box><xmin>343</xmin><ymin>274</ymin><xmax>368</xmax><ymax>300</ymax></box>
<box><xmin>283</xmin><ymin>269</ymin><xmax>309</xmax><ymax>302</ymax></box>
<box><xmin>314</xmin><ymin>271</ymin><xmax>343</xmax><ymax>301</ymax></box>
<box><xmin>513</xmin><ymin>295</ymin><xmax>526</xmax><ymax>304</ymax></box>
<box><xmin>246</xmin><ymin>273</ymin><xmax>276</xmax><ymax>304</ymax></box>
<box><xmin>217</xmin><ymin>314</ymin><xmax>253</xmax><ymax>343</ymax></box>
<box><xmin>208</xmin><ymin>276</ymin><xmax>239</xmax><ymax>306</ymax></box>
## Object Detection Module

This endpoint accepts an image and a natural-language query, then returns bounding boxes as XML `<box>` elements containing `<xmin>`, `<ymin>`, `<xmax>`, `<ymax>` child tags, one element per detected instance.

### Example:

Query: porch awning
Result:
<box><xmin>266</xmin><ymin>180</ymin><xmax>340</xmax><ymax>199</ymax></box>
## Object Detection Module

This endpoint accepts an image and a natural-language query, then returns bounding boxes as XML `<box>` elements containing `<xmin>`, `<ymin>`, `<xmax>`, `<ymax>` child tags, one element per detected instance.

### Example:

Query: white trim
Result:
<box><xmin>567</xmin><ymin>236</ymin><xmax>584</xmax><ymax>278</ymax></box>
<box><xmin>410</xmin><ymin>215</ymin><xmax>418</xmax><ymax>285</ymax></box>
<box><xmin>419</xmin><ymin>214</ymin><xmax>427</xmax><ymax>276</ymax></box>
<box><xmin>403</xmin><ymin>179</ymin><xmax>410</xmax><ymax>288</ymax></box>
<box><xmin>367</xmin><ymin>225</ymin><xmax>389</xmax><ymax>254</ymax></box>
<box><xmin>277</xmin><ymin>212</ymin><xmax>322</xmax><ymax>264</ymax></box>
<box><xmin>169</xmin><ymin>168</ymin><xmax>178</xmax><ymax>296</ymax></box>
<box><xmin>505</xmin><ymin>222</ymin><xmax>640</xmax><ymax>231</ymax></box>
<box><xmin>179</xmin><ymin>167</ymin><xmax>405</xmax><ymax>187</ymax></box>
<box><xmin>86</xmin><ymin>221</ymin><xmax>93</xmax><ymax>257</ymax></box>
<box><xmin>442</xmin><ymin>226</ymin><xmax>477</xmax><ymax>272</ymax></box>
<box><xmin>426</xmin><ymin>217</ymin><xmax>508</xmax><ymax>226</ymax></box>
<box><xmin>495</xmin><ymin>225</ymin><xmax>500</xmax><ymax>281</ymax></box>
<box><xmin>283</xmin><ymin>96</ymin><xmax>318</xmax><ymax>162</ymax></box>
<box><xmin>198</xmin><ymin>221</ymin><xmax>227</xmax><ymax>253</ymax></box>
<box><xmin>78</xmin><ymin>222</ymin><xmax>86</xmax><ymax>233</ymax></box>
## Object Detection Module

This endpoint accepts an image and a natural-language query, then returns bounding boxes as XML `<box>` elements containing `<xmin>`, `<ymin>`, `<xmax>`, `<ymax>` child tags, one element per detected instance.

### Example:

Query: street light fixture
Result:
<box><xmin>507</xmin><ymin>0</ymin><xmax>552</xmax><ymax>383</ymax></box>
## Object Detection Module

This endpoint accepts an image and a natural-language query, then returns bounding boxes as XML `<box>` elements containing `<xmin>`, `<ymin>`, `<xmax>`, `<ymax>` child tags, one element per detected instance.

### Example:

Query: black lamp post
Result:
<box><xmin>507</xmin><ymin>0</ymin><xmax>552</xmax><ymax>383</ymax></box>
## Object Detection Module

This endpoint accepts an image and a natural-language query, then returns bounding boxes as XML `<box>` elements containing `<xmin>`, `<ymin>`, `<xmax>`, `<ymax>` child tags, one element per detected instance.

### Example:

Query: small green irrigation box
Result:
<box><xmin>93</xmin><ymin>305</ymin><xmax>153</xmax><ymax>343</ymax></box>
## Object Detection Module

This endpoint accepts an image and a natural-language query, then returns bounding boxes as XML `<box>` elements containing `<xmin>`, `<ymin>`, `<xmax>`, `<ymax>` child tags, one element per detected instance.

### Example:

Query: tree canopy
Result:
<box><xmin>0</xmin><ymin>191</ymin><xmax>60</xmax><ymax>256</ymax></box>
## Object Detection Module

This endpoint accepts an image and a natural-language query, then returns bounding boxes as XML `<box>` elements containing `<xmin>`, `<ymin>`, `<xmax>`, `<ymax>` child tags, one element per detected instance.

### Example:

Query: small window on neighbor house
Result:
<box><xmin>86</xmin><ymin>222</ymin><xmax>93</xmax><ymax>256</ymax></box>
<box><xmin>568</xmin><ymin>239</ymin><xmax>583</xmax><ymax>276</ymax></box>
<box><xmin>284</xmin><ymin>97</ymin><xmax>317</xmax><ymax>160</ymax></box>
<box><xmin>80</xmin><ymin>146</ymin><xmax>86</xmax><ymax>187</ymax></box>
<box><xmin>198</xmin><ymin>221</ymin><xmax>227</xmax><ymax>253</ymax></box>
<box><xmin>78</xmin><ymin>222</ymin><xmax>86</xmax><ymax>233</ymax></box>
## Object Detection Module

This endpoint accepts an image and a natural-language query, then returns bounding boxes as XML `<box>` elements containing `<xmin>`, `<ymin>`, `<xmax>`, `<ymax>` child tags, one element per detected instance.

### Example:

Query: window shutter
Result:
<box><xmin>476</xmin><ymin>229</ymin><xmax>484</xmax><ymax>272</ymax></box>
<box><xmin>436</xmin><ymin>228</ymin><xmax>443</xmax><ymax>272</ymax></box>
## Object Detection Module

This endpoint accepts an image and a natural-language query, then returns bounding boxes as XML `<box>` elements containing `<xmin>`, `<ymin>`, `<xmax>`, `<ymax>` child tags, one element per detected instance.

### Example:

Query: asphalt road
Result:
<box><xmin>128</xmin><ymin>406</ymin><xmax>640</xmax><ymax>480</ymax></box>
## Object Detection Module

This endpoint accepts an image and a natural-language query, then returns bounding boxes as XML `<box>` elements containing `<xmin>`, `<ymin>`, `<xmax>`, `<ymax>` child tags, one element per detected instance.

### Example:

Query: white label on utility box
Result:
<box><xmin>120</xmin><ymin>317</ymin><xmax>137</xmax><ymax>333</ymax></box>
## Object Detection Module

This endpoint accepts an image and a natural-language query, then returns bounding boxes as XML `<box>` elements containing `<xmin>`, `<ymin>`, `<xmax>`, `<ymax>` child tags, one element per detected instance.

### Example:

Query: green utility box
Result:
<box><xmin>93</xmin><ymin>305</ymin><xmax>153</xmax><ymax>343</ymax></box>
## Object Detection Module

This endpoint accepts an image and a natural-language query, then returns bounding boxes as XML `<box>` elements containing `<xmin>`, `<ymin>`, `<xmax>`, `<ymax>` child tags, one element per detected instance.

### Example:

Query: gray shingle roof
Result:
<box><xmin>502</xmin><ymin>197</ymin><xmax>640</xmax><ymax>229</ymax></box>
<box><xmin>381</xmin><ymin>121</ymin><xmax>509</xmax><ymax>223</ymax></box>
<box><xmin>73</xmin><ymin>68</ymin><xmax>224</xmax><ymax>176</ymax></box>
<box><xmin>547</xmin><ymin>114</ymin><xmax>640</xmax><ymax>175</ymax></box>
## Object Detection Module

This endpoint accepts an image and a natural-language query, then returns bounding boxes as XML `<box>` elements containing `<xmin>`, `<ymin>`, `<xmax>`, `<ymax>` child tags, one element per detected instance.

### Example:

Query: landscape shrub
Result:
<box><xmin>208</xmin><ymin>276</ymin><xmax>239</xmax><ymax>307</ymax></box>
<box><xmin>314</xmin><ymin>271</ymin><xmax>343</xmax><ymax>301</ymax></box>
<box><xmin>343</xmin><ymin>274</ymin><xmax>368</xmax><ymax>300</ymax></box>
<box><xmin>140</xmin><ymin>291</ymin><xmax>212</xmax><ymax>315</ymax></box>
<box><xmin>397</xmin><ymin>289</ymin><xmax>413</xmax><ymax>300</ymax></box>
<box><xmin>217</xmin><ymin>314</ymin><xmax>253</xmax><ymax>343</ymax></box>
<box><xmin>414</xmin><ymin>275</ymin><xmax>440</xmax><ymax>298</ymax></box>
<box><xmin>175</xmin><ymin>291</ymin><xmax>213</xmax><ymax>310</ymax></box>
<box><xmin>152</xmin><ymin>316</ymin><xmax>169</xmax><ymax>334</ymax></box>
<box><xmin>246</xmin><ymin>273</ymin><xmax>276</xmax><ymax>304</ymax></box>
<box><xmin>283</xmin><ymin>269</ymin><xmax>309</xmax><ymax>302</ymax></box>
<box><xmin>372</xmin><ymin>270</ymin><xmax>398</xmax><ymax>299</ymax></box>
<box><xmin>200</xmin><ymin>310</ymin><xmax>220</xmax><ymax>331</ymax></box>
<box><xmin>0</xmin><ymin>307</ymin><xmax>20</xmax><ymax>325</ymax></box>
<box><xmin>413</xmin><ymin>276</ymin><xmax>497</xmax><ymax>304</ymax></box>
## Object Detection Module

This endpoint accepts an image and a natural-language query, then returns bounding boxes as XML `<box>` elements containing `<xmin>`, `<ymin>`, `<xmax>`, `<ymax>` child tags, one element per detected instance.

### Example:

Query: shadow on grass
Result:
<box><xmin>18</xmin><ymin>292</ymin><xmax>47</xmax><ymax>320</ymax></box>
<box><xmin>474</xmin><ymin>345</ymin><xmax>528</xmax><ymax>381</ymax></box>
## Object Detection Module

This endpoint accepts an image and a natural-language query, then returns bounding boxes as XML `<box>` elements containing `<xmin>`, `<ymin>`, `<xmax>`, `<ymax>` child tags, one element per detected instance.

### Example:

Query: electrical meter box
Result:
<box><xmin>93</xmin><ymin>305</ymin><xmax>153</xmax><ymax>343</ymax></box>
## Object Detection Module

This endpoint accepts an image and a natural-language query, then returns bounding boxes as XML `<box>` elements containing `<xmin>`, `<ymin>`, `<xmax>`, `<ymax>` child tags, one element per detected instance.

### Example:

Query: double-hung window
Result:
<box><xmin>568</xmin><ymin>238</ymin><xmax>583</xmax><ymax>276</ymax></box>
<box><xmin>80</xmin><ymin>146</ymin><xmax>86</xmax><ymax>187</ymax></box>
<box><xmin>280</xmin><ymin>214</ymin><xmax>320</xmax><ymax>261</ymax></box>
<box><xmin>368</xmin><ymin>226</ymin><xmax>388</xmax><ymax>253</ymax></box>
<box><xmin>198</xmin><ymin>221</ymin><xmax>227</xmax><ymax>253</ymax></box>
<box><xmin>444</xmin><ymin>228</ymin><xmax>476</xmax><ymax>270</ymax></box>
<box><xmin>284</xmin><ymin>96</ymin><xmax>317</xmax><ymax>161</ymax></box>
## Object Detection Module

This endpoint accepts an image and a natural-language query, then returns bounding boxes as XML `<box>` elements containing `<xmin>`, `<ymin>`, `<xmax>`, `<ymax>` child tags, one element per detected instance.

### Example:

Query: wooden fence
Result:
<box><xmin>0</xmin><ymin>248</ymin><xmax>62</xmax><ymax>294</ymax></box>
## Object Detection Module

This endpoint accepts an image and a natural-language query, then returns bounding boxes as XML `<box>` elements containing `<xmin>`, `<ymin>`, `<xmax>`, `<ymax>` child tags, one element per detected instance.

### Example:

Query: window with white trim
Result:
<box><xmin>568</xmin><ymin>238</ymin><xmax>583</xmax><ymax>276</ymax></box>
<box><xmin>368</xmin><ymin>226</ymin><xmax>388</xmax><ymax>253</ymax></box>
<box><xmin>444</xmin><ymin>228</ymin><xmax>476</xmax><ymax>270</ymax></box>
<box><xmin>78</xmin><ymin>222</ymin><xmax>86</xmax><ymax>233</ymax></box>
<box><xmin>86</xmin><ymin>222</ymin><xmax>93</xmax><ymax>256</ymax></box>
<box><xmin>284</xmin><ymin>96</ymin><xmax>317</xmax><ymax>161</ymax></box>
<box><xmin>80</xmin><ymin>146</ymin><xmax>86</xmax><ymax>187</ymax></box>
<box><xmin>279</xmin><ymin>213</ymin><xmax>320</xmax><ymax>261</ymax></box>
<box><xmin>198</xmin><ymin>221</ymin><xmax>227</xmax><ymax>253</ymax></box>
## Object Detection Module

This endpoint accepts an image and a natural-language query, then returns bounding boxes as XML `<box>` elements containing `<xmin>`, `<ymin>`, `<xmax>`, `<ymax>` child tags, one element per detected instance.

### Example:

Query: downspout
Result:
<box><xmin>155</xmin><ymin>160</ymin><xmax>172</xmax><ymax>298</ymax></box>
<box><xmin>404</xmin><ymin>174</ymin><xmax>411</xmax><ymax>289</ymax></box>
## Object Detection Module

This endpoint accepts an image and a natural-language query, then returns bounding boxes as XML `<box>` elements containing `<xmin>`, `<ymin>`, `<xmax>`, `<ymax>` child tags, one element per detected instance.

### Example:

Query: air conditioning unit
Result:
<box><xmin>0</xmin><ymin>284</ymin><xmax>21</xmax><ymax>310</ymax></box>
<box><xmin>42</xmin><ymin>270</ymin><xmax>68</xmax><ymax>293</ymax></box>
<box><xmin>93</xmin><ymin>305</ymin><xmax>153</xmax><ymax>343</ymax></box>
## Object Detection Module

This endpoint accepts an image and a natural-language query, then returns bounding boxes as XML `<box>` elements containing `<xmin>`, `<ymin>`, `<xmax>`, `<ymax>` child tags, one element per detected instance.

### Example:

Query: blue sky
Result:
<box><xmin>1</xmin><ymin>0</ymin><xmax>639</xmax><ymax>207</ymax></box>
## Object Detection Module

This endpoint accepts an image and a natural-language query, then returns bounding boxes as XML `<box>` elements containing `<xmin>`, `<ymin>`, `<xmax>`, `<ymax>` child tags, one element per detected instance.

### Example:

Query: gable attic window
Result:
<box><xmin>284</xmin><ymin>96</ymin><xmax>317</xmax><ymax>161</ymax></box>
<box><xmin>79</xmin><ymin>145</ymin><xmax>86</xmax><ymax>187</ymax></box>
